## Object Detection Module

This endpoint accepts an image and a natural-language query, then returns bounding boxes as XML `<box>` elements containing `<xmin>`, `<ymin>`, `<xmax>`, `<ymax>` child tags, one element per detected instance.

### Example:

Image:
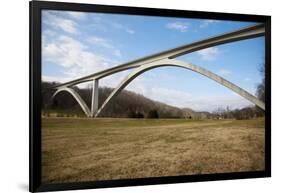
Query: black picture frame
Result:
<box><xmin>30</xmin><ymin>1</ymin><xmax>271</xmax><ymax>192</ymax></box>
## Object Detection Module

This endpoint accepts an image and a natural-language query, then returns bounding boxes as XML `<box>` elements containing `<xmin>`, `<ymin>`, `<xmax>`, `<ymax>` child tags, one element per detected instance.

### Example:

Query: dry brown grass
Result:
<box><xmin>41</xmin><ymin>117</ymin><xmax>264</xmax><ymax>184</ymax></box>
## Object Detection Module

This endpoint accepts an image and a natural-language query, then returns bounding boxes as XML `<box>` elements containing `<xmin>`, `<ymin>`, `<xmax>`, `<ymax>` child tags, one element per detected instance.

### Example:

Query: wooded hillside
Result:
<box><xmin>42</xmin><ymin>82</ymin><xmax>187</xmax><ymax>118</ymax></box>
<box><xmin>42</xmin><ymin>81</ymin><xmax>263</xmax><ymax>119</ymax></box>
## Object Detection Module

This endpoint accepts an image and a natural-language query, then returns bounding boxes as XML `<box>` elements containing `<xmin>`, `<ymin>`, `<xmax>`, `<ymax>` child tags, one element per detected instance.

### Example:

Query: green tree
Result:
<box><xmin>136</xmin><ymin>112</ymin><xmax>144</xmax><ymax>118</ymax></box>
<box><xmin>147</xmin><ymin>109</ymin><xmax>159</xmax><ymax>119</ymax></box>
<box><xmin>127</xmin><ymin>111</ymin><xmax>137</xmax><ymax>118</ymax></box>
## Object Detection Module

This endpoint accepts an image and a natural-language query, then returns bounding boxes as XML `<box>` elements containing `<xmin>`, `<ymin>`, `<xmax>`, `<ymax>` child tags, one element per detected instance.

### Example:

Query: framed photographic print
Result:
<box><xmin>30</xmin><ymin>1</ymin><xmax>271</xmax><ymax>192</ymax></box>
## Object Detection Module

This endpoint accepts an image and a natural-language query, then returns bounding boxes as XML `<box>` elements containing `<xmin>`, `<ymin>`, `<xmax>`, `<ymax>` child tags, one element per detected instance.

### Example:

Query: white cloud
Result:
<box><xmin>43</xmin><ymin>11</ymin><xmax>78</xmax><ymax>34</ymax></box>
<box><xmin>42</xmin><ymin>75</ymin><xmax>72</xmax><ymax>83</ymax></box>
<box><xmin>42</xmin><ymin>35</ymin><xmax>112</xmax><ymax>79</ymax></box>
<box><xmin>112</xmin><ymin>22</ymin><xmax>135</xmax><ymax>34</ymax></box>
<box><xmin>200</xmin><ymin>19</ymin><xmax>220</xmax><ymax>28</ymax></box>
<box><xmin>146</xmin><ymin>87</ymin><xmax>192</xmax><ymax>107</ymax></box>
<box><xmin>119</xmin><ymin>71</ymin><xmax>251</xmax><ymax>112</ymax></box>
<box><xmin>88</xmin><ymin>36</ymin><xmax>113</xmax><ymax>49</ymax></box>
<box><xmin>166</xmin><ymin>22</ymin><xmax>189</xmax><ymax>32</ymax></box>
<box><xmin>100</xmin><ymin>70</ymin><xmax>133</xmax><ymax>89</ymax></box>
<box><xmin>218</xmin><ymin>69</ymin><xmax>232</xmax><ymax>76</ymax></box>
<box><xmin>182</xmin><ymin>95</ymin><xmax>252</xmax><ymax>112</ymax></box>
<box><xmin>126</xmin><ymin>77</ymin><xmax>251</xmax><ymax>112</ymax></box>
<box><xmin>126</xmin><ymin>29</ymin><xmax>135</xmax><ymax>34</ymax></box>
<box><xmin>113</xmin><ymin>49</ymin><xmax>122</xmax><ymax>57</ymax></box>
<box><xmin>197</xmin><ymin>47</ymin><xmax>219</xmax><ymax>61</ymax></box>
<box><xmin>128</xmin><ymin>79</ymin><xmax>191</xmax><ymax>103</ymax></box>
<box><xmin>43</xmin><ymin>29</ymin><xmax>57</xmax><ymax>37</ymax></box>
<box><xmin>244</xmin><ymin>77</ymin><xmax>251</xmax><ymax>82</ymax></box>
<box><xmin>87</xmin><ymin>36</ymin><xmax>122</xmax><ymax>57</ymax></box>
<box><xmin>55</xmin><ymin>18</ymin><xmax>77</xmax><ymax>34</ymax></box>
<box><xmin>66</xmin><ymin>11</ymin><xmax>87</xmax><ymax>20</ymax></box>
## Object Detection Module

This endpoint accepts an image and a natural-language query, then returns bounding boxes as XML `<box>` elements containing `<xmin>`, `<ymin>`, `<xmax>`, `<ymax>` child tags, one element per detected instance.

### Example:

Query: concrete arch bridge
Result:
<box><xmin>51</xmin><ymin>24</ymin><xmax>265</xmax><ymax>118</ymax></box>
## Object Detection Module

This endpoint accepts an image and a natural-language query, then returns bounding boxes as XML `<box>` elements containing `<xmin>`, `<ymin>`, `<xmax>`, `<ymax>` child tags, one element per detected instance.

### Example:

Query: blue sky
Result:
<box><xmin>42</xmin><ymin>10</ymin><xmax>264</xmax><ymax>112</ymax></box>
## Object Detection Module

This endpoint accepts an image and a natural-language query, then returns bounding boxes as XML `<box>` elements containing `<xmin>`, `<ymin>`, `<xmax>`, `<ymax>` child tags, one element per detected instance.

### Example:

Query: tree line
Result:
<box><xmin>42</xmin><ymin>62</ymin><xmax>265</xmax><ymax>120</ymax></box>
<box><xmin>42</xmin><ymin>82</ymin><xmax>184</xmax><ymax>118</ymax></box>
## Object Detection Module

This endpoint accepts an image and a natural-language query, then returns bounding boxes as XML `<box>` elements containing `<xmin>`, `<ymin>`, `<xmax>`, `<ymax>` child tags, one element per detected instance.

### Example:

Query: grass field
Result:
<box><xmin>42</xmin><ymin>117</ymin><xmax>265</xmax><ymax>184</ymax></box>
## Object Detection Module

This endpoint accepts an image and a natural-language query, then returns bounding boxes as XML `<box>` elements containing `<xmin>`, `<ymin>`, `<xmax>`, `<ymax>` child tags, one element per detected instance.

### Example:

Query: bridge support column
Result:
<box><xmin>91</xmin><ymin>79</ymin><xmax>99</xmax><ymax>117</ymax></box>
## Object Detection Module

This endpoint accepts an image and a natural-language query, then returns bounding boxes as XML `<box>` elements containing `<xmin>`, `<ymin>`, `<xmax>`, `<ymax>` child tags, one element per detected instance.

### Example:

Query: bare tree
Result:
<box><xmin>256</xmin><ymin>63</ymin><xmax>265</xmax><ymax>102</ymax></box>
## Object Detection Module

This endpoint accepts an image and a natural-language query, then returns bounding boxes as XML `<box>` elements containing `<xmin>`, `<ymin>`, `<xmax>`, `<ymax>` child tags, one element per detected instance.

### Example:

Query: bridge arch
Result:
<box><xmin>52</xmin><ymin>87</ymin><xmax>91</xmax><ymax>117</ymax></box>
<box><xmin>95</xmin><ymin>58</ymin><xmax>265</xmax><ymax>117</ymax></box>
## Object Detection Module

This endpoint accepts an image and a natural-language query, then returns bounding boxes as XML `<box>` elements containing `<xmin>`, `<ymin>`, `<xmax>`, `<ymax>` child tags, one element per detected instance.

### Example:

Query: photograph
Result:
<box><xmin>40</xmin><ymin>9</ymin><xmax>266</xmax><ymax>184</ymax></box>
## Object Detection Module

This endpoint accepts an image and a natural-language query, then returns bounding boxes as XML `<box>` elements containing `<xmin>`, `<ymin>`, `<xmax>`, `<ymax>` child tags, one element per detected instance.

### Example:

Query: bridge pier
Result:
<box><xmin>91</xmin><ymin>79</ymin><xmax>99</xmax><ymax>117</ymax></box>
